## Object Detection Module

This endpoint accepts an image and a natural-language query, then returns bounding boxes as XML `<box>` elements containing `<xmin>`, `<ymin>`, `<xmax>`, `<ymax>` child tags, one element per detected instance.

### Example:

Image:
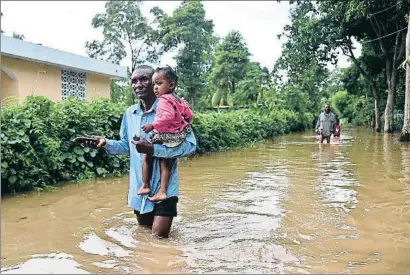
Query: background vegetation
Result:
<box><xmin>1</xmin><ymin>95</ymin><xmax>308</xmax><ymax>194</ymax></box>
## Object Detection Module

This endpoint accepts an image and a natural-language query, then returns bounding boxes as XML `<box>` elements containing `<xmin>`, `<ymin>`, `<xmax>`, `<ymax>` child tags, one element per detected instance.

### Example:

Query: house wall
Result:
<box><xmin>1</xmin><ymin>56</ymin><xmax>112</xmax><ymax>104</ymax></box>
<box><xmin>1</xmin><ymin>70</ymin><xmax>19</xmax><ymax>103</ymax></box>
<box><xmin>2</xmin><ymin>56</ymin><xmax>61</xmax><ymax>103</ymax></box>
<box><xmin>86</xmin><ymin>73</ymin><xmax>111</xmax><ymax>101</ymax></box>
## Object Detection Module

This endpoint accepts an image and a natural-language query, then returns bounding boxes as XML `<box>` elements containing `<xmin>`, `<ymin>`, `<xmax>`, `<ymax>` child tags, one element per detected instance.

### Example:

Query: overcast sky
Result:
<box><xmin>1</xmin><ymin>1</ymin><xmax>352</xmax><ymax>71</ymax></box>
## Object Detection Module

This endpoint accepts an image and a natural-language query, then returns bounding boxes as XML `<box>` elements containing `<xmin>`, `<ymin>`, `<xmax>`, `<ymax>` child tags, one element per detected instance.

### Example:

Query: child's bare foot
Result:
<box><xmin>148</xmin><ymin>192</ymin><xmax>167</xmax><ymax>202</ymax></box>
<box><xmin>137</xmin><ymin>186</ymin><xmax>151</xmax><ymax>195</ymax></box>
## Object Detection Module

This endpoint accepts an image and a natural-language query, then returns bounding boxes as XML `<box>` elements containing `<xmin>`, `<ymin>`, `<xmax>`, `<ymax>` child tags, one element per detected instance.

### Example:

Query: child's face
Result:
<box><xmin>152</xmin><ymin>72</ymin><xmax>175</xmax><ymax>97</ymax></box>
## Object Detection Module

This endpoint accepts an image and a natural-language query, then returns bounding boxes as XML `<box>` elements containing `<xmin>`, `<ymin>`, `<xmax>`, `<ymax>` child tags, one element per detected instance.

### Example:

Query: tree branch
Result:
<box><xmin>369</xmin><ymin>16</ymin><xmax>381</xmax><ymax>37</ymax></box>
<box><xmin>345</xmin><ymin>38</ymin><xmax>378</xmax><ymax>94</ymax></box>
<box><xmin>124</xmin><ymin>28</ymin><xmax>135</xmax><ymax>72</ymax></box>
<box><xmin>392</xmin><ymin>29</ymin><xmax>402</xmax><ymax>71</ymax></box>
<box><xmin>134</xmin><ymin>37</ymin><xmax>149</xmax><ymax>66</ymax></box>
<box><xmin>369</xmin><ymin>16</ymin><xmax>387</xmax><ymax>56</ymax></box>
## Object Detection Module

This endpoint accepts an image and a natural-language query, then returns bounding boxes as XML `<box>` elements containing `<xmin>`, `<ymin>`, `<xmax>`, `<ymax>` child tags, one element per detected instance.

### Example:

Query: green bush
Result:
<box><xmin>1</xmin><ymin>96</ymin><xmax>309</xmax><ymax>194</ymax></box>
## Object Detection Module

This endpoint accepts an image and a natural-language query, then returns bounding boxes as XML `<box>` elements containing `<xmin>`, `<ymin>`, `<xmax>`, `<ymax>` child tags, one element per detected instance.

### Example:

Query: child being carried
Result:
<box><xmin>138</xmin><ymin>66</ymin><xmax>194</xmax><ymax>202</ymax></box>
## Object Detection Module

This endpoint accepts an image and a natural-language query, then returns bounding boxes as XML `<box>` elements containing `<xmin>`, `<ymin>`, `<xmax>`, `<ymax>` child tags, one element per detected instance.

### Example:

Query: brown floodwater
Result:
<box><xmin>2</xmin><ymin>127</ymin><xmax>410</xmax><ymax>274</ymax></box>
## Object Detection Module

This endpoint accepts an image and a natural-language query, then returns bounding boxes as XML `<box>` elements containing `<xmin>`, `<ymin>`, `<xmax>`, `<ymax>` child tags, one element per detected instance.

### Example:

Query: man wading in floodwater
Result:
<box><xmin>315</xmin><ymin>103</ymin><xmax>337</xmax><ymax>144</ymax></box>
<box><xmin>77</xmin><ymin>65</ymin><xmax>197</xmax><ymax>238</ymax></box>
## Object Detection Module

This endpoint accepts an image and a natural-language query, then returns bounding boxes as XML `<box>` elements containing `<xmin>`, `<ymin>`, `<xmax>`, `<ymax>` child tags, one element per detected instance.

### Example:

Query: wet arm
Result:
<box><xmin>153</xmin><ymin>132</ymin><xmax>197</xmax><ymax>158</ymax></box>
<box><xmin>315</xmin><ymin>116</ymin><xmax>320</xmax><ymax>132</ymax></box>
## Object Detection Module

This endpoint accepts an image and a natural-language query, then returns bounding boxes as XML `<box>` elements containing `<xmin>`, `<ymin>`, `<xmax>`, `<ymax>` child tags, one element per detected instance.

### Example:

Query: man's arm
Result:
<box><xmin>132</xmin><ymin>132</ymin><xmax>197</xmax><ymax>158</ymax></box>
<box><xmin>104</xmin><ymin>113</ymin><xmax>130</xmax><ymax>155</ymax></box>
<box><xmin>153</xmin><ymin>133</ymin><xmax>196</xmax><ymax>158</ymax></box>
<box><xmin>315</xmin><ymin>114</ymin><xmax>321</xmax><ymax>133</ymax></box>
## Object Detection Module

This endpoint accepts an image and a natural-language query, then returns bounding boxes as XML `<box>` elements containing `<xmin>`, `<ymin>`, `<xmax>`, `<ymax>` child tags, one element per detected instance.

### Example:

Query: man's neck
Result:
<box><xmin>140</xmin><ymin>97</ymin><xmax>156</xmax><ymax>112</ymax></box>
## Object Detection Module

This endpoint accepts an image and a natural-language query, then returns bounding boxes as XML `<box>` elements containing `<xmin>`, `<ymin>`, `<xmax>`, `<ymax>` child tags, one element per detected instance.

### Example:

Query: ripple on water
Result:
<box><xmin>1</xmin><ymin>253</ymin><xmax>89</xmax><ymax>274</ymax></box>
<box><xmin>316</xmin><ymin>158</ymin><xmax>360</xmax><ymax>213</ymax></box>
<box><xmin>78</xmin><ymin>232</ymin><xmax>132</xmax><ymax>258</ymax></box>
<box><xmin>177</xmin><ymin>165</ymin><xmax>300</xmax><ymax>273</ymax></box>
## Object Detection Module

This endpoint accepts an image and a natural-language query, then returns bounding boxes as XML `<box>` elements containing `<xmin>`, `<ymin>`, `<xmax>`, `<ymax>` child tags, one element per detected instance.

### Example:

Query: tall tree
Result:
<box><xmin>400</xmin><ymin>15</ymin><xmax>410</xmax><ymax>141</ymax></box>
<box><xmin>273</xmin><ymin>2</ymin><xmax>330</xmax><ymax>115</ymax></box>
<box><xmin>314</xmin><ymin>0</ymin><xmax>409</xmax><ymax>132</ymax></box>
<box><xmin>152</xmin><ymin>1</ymin><xmax>215</xmax><ymax>107</ymax></box>
<box><xmin>85</xmin><ymin>0</ymin><xmax>160</xmax><ymax>73</ymax></box>
<box><xmin>209</xmin><ymin>30</ymin><xmax>250</xmax><ymax>106</ymax></box>
<box><xmin>277</xmin><ymin>0</ymin><xmax>409</xmax><ymax>132</ymax></box>
<box><xmin>233</xmin><ymin>62</ymin><xmax>271</xmax><ymax>107</ymax></box>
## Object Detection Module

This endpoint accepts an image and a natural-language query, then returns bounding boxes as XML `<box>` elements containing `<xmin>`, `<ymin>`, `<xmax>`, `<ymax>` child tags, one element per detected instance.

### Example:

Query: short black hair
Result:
<box><xmin>155</xmin><ymin>65</ymin><xmax>178</xmax><ymax>89</ymax></box>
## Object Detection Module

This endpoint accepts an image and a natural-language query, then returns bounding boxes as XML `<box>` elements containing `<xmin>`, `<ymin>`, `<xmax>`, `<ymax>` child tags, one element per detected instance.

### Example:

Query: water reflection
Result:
<box><xmin>316</xmin><ymin>143</ymin><xmax>360</xmax><ymax>214</ymax></box>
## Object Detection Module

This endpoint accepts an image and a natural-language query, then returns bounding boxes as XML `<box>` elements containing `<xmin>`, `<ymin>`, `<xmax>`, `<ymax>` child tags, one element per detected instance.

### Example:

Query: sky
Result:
<box><xmin>1</xmin><ymin>1</ymin><xmax>353</xmax><ymax>71</ymax></box>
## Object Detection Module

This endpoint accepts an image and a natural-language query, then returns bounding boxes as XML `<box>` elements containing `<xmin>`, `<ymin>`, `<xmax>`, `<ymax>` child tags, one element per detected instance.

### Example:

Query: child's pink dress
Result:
<box><xmin>151</xmin><ymin>93</ymin><xmax>194</xmax><ymax>147</ymax></box>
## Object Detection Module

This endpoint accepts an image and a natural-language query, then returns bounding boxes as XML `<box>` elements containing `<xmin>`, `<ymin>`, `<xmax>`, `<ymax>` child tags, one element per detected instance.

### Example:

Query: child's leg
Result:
<box><xmin>148</xmin><ymin>159</ymin><xmax>175</xmax><ymax>202</ymax></box>
<box><xmin>137</xmin><ymin>154</ymin><xmax>152</xmax><ymax>195</ymax></box>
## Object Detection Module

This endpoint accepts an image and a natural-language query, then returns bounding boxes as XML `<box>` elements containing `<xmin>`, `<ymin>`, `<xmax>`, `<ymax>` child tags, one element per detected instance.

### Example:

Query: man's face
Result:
<box><xmin>131</xmin><ymin>69</ymin><xmax>154</xmax><ymax>100</ymax></box>
<box><xmin>324</xmin><ymin>104</ymin><xmax>330</xmax><ymax>113</ymax></box>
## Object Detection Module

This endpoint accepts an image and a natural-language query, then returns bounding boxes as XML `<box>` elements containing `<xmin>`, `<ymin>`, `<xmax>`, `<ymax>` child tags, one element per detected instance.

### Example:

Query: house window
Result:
<box><xmin>61</xmin><ymin>69</ymin><xmax>87</xmax><ymax>100</ymax></box>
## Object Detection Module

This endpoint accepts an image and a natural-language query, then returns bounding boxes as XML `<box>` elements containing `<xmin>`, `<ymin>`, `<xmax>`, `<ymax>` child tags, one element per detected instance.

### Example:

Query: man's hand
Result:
<box><xmin>75</xmin><ymin>136</ymin><xmax>106</xmax><ymax>148</ymax></box>
<box><xmin>131</xmin><ymin>137</ymin><xmax>154</xmax><ymax>154</ymax></box>
<box><xmin>142</xmin><ymin>124</ymin><xmax>154</xmax><ymax>133</ymax></box>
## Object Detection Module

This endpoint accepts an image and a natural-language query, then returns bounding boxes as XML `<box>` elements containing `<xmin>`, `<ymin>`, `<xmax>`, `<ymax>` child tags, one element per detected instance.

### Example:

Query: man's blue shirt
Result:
<box><xmin>105</xmin><ymin>99</ymin><xmax>197</xmax><ymax>214</ymax></box>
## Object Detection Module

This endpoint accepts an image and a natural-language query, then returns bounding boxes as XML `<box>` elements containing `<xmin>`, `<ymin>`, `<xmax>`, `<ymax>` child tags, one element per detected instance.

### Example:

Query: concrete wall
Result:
<box><xmin>1</xmin><ymin>56</ymin><xmax>111</xmax><ymax>104</ymax></box>
<box><xmin>1</xmin><ymin>70</ymin><xmax>19</xmax><ymax>103</ymax></box>
<box><xmin>86</xmin><ymin>73</ymin><xmax>111</xmax><ymax>101</ymax></box>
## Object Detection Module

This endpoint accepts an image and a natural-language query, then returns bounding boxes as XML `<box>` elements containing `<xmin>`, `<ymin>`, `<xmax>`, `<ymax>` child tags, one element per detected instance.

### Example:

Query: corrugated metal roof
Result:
<box><xmin>1</xmin><ymin>35</ymin><xmax>128</xmax><ymax>79</ymax></box>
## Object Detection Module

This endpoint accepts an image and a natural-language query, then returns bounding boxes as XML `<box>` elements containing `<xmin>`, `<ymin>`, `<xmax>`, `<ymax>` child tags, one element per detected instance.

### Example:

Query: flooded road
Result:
<box><xmin>2</xmin><ymin>127</ymin><xmax>410</xmax><ymax>274</ymax></box>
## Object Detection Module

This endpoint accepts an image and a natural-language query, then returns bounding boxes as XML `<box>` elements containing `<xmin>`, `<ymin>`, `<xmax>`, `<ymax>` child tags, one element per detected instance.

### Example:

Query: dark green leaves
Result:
<box><xmin>1</xmin><ymin>96</ymin><xmax>129</xmax><ymax>194</ymax></box>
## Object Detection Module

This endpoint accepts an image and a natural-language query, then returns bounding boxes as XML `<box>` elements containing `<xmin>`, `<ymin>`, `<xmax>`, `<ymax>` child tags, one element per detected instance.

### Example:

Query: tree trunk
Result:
<box><xmin>346</xmin><ymin>39</ymin><xmax>381</xmax><ymax>132</ymax></box>
<box><xmin>368</xmin><ymin>78</ymin><xmax>381</xmax><ymax>132</ymax></box>
<box><xmin>384</xmin><ymin>65</ymin><xmax>398</xmax><ymax>133</ymax></box>
<box><xmin>384</xmin><ymin>89</ymin><xmax>395</xmax><ymax>133</ymax></box>
<box><xmin>373</xmin><ymin>92</ymin><xmax>382</xmax><ymax>133</ymax></box>
<box><xmin>400</xmin><ymin>18</ymin><xmax>410</xmax><ymax>141</ymax></box>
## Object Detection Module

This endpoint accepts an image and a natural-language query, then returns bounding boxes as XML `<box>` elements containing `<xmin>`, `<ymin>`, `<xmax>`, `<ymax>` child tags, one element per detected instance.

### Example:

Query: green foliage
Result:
<box><xmin>1</xmin><ymin>96</ymin><xmax>128</xmax><ymax>194</ymax></box>
<box><xmin>1</xmin><ymin>95</ymin><xmax>310</xmax><ymax>195</ymax></box>
<box><xmin>209</xmin><ymin>30</ymin><xmax>251</xmax><ymax>106</ymax></box>
<box><xmin>273</xmin><ymin>2</ymin><xmax>331</xmax><ymax>116</ymax></box>
<box><xmin>275</xmin><ymin>0</ymin><xmax>409</xmax><ymax>132</ymax></box>
<box><xmin>193</xmin><ymin>108</ymin><xmax>310</xmax><ymax>155</ymax></box>
<box><xmin>233</xmin><ymin>62</ymin><xmax>271</xmax><ymax>107</ymax></box>
<box><xmin>86</xmin><ymin>0</ymin><xmax>160</xmax><ymax>72</ymax></box>
<box><xmin>110</xmin><ymin>80</ymin><xmax>134</xmax><ymax>105</ymax></box>
<box><xmin>153</xmin><ymin>1</ymin><xmax>216</xmax><ymax>107</ymax></box>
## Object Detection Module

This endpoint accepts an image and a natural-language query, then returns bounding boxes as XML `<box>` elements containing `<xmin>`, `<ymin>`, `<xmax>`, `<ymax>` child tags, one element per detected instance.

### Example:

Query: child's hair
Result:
<box><xmin>155</xmin><ymin>65</ymin><xmax>178</xmax><ymax>92</ymax></box>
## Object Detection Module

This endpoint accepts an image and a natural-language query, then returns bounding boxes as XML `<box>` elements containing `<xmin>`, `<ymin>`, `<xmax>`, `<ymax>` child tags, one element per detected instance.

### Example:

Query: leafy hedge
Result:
<box><xmin>1</xmin><ymin>96</ymin><xmax>309</xmax><ymax>194</ymax></box>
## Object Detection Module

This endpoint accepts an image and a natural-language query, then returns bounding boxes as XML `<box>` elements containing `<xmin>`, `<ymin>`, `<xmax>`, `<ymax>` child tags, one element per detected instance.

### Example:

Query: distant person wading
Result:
<box><xmin>315</xmin><ymin>103</ymin><xmax>337</xmax><ymax>144</ymax></box>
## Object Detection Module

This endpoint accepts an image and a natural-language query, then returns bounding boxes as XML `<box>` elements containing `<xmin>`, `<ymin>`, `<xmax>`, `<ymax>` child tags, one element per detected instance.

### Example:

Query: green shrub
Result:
<box><xmin>1</xmin><ymin>95</ymin><xmax>309</xmax><ymax>194</ymax></box>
